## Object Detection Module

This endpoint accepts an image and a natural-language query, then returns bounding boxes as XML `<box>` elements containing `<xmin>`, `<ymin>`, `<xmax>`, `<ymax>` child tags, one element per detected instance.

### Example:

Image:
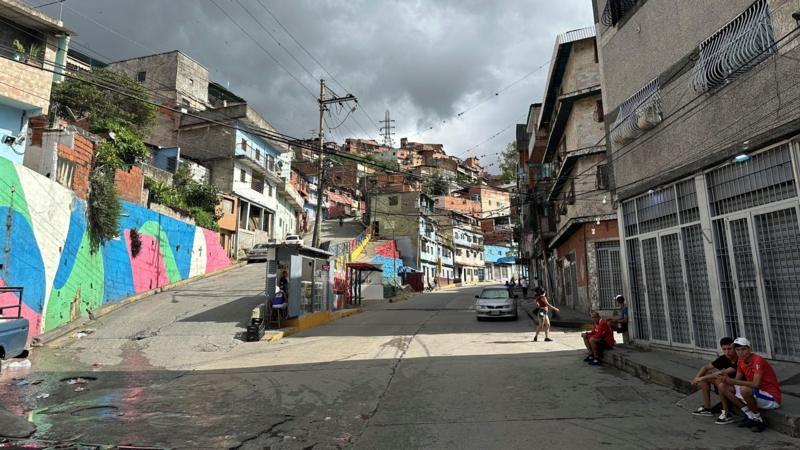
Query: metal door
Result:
<box><xmin>660</xmin><ymin>232</ymin><xmax>692</xmax><ymax>345</ymax></box>
<box><xmin>641</xmin><ymin>237</ymin><xmax>669</xmax><ymax>342</ymax></box>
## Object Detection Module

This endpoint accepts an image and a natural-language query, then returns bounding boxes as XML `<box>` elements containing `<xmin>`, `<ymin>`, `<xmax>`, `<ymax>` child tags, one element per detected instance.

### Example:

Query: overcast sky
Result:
<box><xmin>33</xmin><ymin>0</ymin><xmax>594</xmax><ymax>173</ymax></box>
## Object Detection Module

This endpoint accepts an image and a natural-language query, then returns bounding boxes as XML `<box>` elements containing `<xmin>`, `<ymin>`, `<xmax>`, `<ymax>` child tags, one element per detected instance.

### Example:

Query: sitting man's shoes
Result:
<box><xmin>751</xmin><ymin>419</ymin><xmax>766</xmax><ymax>433</ymax></box>
<box><xmin>692</xmin><ymin>406</ymin><xmax>714</xmax><ymax>416</ymax></box>
<box><xmin>737</xmin><ymin>418</ymin><xmax>757</xmax><ymax>428</ymax></box>
<box><xmin>714</xmin><ymin>413</ymin><xmax>736</xmax><ymax>424</ymax></box>
<box><xmin>583</xmin><ymin>355</ymin><xmax>593</xmax><ymax>362</ymax></box>
<box><xmin>588</xmin><ymin>358</ymin><xmax>601</xmax><ymax>365</ymax></box>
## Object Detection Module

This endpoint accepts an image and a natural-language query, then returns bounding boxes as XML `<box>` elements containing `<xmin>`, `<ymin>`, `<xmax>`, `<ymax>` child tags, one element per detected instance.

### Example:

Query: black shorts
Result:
<box><xmin>594</xmin><ymin>339</ymin><xmax>611</xmax><ymax>351</ymax></box>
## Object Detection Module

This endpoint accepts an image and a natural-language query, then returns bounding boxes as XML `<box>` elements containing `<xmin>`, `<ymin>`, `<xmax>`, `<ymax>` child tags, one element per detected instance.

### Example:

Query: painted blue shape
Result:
<box><xmin>51</xmin><ymin>199</ymin><xmax>88</xmax><ymax>291</ymax></box>
<box><xmin>0</xmin><ymin>207</ymin><xmax>46</xmax><ymax>313</ymax></box>
<box><xmin>102</xmin><ymin>202</ymin><xmax>134</xmax><ymax>303</ymax></box>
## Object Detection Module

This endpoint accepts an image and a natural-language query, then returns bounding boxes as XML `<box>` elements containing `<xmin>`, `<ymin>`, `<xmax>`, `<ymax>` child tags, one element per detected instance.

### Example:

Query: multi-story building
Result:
<box><xmin>437</xmin><ymin>210</ymin><xmax>484</xmax><ymax>284</ymax></box>
<box><xmin>531</xmin><ymin>26</ymin><xmax>620</xmax><ymax>314</ymax></box>
<box><xmin>108</xmin><ymin>51</ymin><xmax>303</xmax><ymax>254</ymax></box>
<box><xmin>436</xmin><ymin>234</ymin><xmax>456</xmax><ymax>282</ymax></box>
<box><xmin>484</xmin><ymin>245</ymin><xmax>516</xmax><ymax>282</ymax></box>
<box><xmin>370</xmin><ymin>191</ymin><xmax>439</xmax><ymax>282</ymax></box>
<box><xmin>594</xmin><ymin>0</ymin><xmax>800</xmax><ymax>361</ymax></box>
<box><xmin>178</xmin><ymin>103</ymin><xmax>302</xmax><ymax>250</ymax></box>
<box><xmin>1</xmin><ymin>0</ymin><xmax>71</xmax><ymax>166</ymax></box>
<box><xmin>434</xmin><ymin>195</ymin><xmax>482</xmax><ymax>216</ymax></box>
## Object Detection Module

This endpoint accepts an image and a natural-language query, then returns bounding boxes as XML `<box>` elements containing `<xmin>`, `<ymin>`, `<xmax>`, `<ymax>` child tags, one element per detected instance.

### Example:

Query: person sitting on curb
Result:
<box><xmin>606</xmin><ymin>295</ymin><xmax>628</xmax><ymax>334</ymax></box>
<box><xmin>532</xmin><ymin>286</ymin><xmax>559</xmax><ymax>342</ymax></box>
<box><xmin>717</xmin><ymin>337</ymin><xmax>782</xmax><ymax>432</ymax></box>
<box><xmin>582</xmin><ymin>311</ymin><xmax>614</xmax><ymax>366</ymax></box>
<box><xmin>690</xmin><ymin>337</ymin><xmax>738</xmax><ymax>419</ymax></box>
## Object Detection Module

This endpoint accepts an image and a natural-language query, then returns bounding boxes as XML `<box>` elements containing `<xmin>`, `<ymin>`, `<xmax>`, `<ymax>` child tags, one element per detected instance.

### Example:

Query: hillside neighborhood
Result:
<box><xmin>1</xmin><ymin>0</ymin><xmax>800</xmax><ymax>448</ymax></box>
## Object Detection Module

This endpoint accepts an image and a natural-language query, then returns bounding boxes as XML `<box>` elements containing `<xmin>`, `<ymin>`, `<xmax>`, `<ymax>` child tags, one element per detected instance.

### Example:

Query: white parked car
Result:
<box><xmin>284</xmin><ymin>234</ymin><xmax>303</xmax><ymax>246</ymax></box>
<box><xmin>474</xmin><ymin>286</ymin><xmax>518</xmax><ymax>321</ymax></box>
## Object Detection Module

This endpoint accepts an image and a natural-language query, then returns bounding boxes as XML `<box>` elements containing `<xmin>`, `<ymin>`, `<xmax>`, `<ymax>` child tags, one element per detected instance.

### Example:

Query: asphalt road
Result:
<box><xmin>1</xmin><ymin>265</ymin><xmax>799</xmax><ymax>449</ymax></box>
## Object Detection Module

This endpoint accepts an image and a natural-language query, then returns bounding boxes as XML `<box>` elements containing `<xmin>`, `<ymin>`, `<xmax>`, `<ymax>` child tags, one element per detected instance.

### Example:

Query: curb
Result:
<box><xmin>263</xmin><ymin>308</ymin><xmax>363</xmax><ymax>342</ymax></box>
<box><xmin>520</xmin><ymin>300</ymin><xmax>592</xmax><ymax>329</ymax></box>
<box><xmin>32</xmin><ymin>261</ymin><xmax>248</xmax><ymax>347</ymax></box>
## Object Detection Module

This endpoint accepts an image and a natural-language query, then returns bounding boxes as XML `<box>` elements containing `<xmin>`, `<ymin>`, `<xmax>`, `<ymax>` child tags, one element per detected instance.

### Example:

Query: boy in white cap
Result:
<box><xmin>716</xmin><ymin>337</ymin><xmax>782</xmax><ymax>432</ymax></box>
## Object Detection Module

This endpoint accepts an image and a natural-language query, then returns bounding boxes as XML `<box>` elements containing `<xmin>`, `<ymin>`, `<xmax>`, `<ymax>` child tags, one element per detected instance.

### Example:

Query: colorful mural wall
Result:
<box><xmin>0</xmin><ymin>157</ymin><xmax>231</xmax><ymax>337</ymax></box>
<box><xmin>369</xmin><ymin>240</ymin><xmax>403</xmax><ymax>285</ymax></box>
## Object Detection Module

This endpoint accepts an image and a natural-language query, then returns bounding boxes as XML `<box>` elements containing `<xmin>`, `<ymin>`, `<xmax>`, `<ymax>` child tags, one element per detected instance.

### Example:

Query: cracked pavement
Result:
<box><xmin>2</xmin><ymin>264</ymin><xmax>800</xmax><ymax>448</ymax></box>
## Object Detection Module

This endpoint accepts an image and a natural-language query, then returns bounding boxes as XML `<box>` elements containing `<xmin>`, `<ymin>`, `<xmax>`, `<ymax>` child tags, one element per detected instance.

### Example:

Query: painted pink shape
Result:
<box><xmin>0</xmin><ymin>277</ymin><xmax>43</xmax><ymax>338</ymax></box>
<box><xmin>202</xmin><ymin>228</ymin><xmax>231</xmax><ymax>274</ymax></box>
<box><xmin>125</xmin><ymin>231</ymin><xmax>169</xmax><ymax>293</ymax></box>
<box><xmin>375</xmin><ymin>241</ymin><xmax>400</xmax><ymax>258</ymax></box>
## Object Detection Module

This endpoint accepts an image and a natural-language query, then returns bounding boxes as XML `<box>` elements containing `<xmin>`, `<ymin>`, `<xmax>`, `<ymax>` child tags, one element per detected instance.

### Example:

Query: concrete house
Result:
<box><xmin>369</xmin><ymin>191</ymin><xmax>439</xmax><ymax>282</ymax></box>
<box><xmin>594</xmin><ymin>0</ymin><xmax>800</xmax><ymax>361</ymax></box>
<box><xmin>534</xmin><ymin>26</ymin><xmax>621</xmax><ymax>315</ymax></box>
<box><xmin>107</xmin><ymin>51</ymin><xmax>303</xmax><ymax>255</ymax></box>
<box><xmin>437</xmin><ymin>210</ymin><xmax>484</xmax><ymax>284</ymax></box>
<box><xmin>0</xmin><ymin>0</ymin><xmax>71</xmax><ymax>165</ymax></box>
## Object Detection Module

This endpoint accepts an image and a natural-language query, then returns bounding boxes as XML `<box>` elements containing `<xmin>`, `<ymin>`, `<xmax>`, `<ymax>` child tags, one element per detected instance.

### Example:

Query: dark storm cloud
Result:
<box><xmin>36</xmin><ymin>0</ymin><xmax>594</xmax><ymax>171</ymax></box>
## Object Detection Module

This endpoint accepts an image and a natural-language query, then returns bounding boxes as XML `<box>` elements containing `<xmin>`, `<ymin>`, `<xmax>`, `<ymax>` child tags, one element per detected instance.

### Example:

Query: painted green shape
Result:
<box><xmin>138</xmin><ymin>220</ymin><xmax>181</xmax><ymax>283</ymax></box>
<box><xmin>0</xmin><ymin>157</ymin><xmax>32</xmax><ymax>223</ymax></box>
<box><xmin>44</xmin><ymin>230</ymin><xmax>104</xmax><ymax>331</ymax></box>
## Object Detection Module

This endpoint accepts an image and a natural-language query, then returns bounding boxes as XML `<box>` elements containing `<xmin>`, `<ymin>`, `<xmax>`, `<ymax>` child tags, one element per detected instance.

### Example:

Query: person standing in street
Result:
<box><xmin>520</xmin><ymin>277</ymin><xmax>529</xmax><ymax>298</ymax></box>
<box><xmin>717</xmin><ymin>337</ymin><xmax>782</xmax><ymax>432</ymax></box>
<box><xmin>533</xmin><ymin>286</ymin><xmax>559</xmax><ymax>342</ymax></box>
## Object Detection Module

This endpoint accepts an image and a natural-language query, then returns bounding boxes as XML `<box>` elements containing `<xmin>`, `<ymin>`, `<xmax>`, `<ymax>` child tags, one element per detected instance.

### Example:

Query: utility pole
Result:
<box><xmin>379</xmin><ymin>110</ymin><xmax>395</xmax><ymax>148</ymax></box>
<box><xmin>312</xmin><ymin>79</ymin><xmax>357</xmax><ymax>248</ymax></box>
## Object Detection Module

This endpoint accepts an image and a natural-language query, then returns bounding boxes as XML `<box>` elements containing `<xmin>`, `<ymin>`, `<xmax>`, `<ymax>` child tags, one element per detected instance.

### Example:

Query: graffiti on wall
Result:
<box><xmin>0</xmin><ymin>157</ymin><xmax>231</xmax><ymax>337</ymax></box>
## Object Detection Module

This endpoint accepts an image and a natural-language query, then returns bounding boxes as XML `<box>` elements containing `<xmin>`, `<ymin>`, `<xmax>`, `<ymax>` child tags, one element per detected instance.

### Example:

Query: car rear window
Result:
<box><xmin>480</xmin><ymin>289</ymin><xmax>509</xmax><ymax>299</ymax></box>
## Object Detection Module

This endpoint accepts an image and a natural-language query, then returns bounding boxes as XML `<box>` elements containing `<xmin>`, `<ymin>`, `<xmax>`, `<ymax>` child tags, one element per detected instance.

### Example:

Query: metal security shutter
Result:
<box><xmin>754</xmin><ymin>208</ymin><xmax>800</xmax><ymax>360</ymax></box>
<box><xmin>596</xmin><ymin>242</ymin><xmax>623</xmax><ymax>309</ymax></box>
<box><xmin>728</xmin><ymin>218</ymin><xmax>768</xmax><ymax>353</ymax></box>
<box><xmin>563</xmin><ymin>253</ymin><xmax>578</xmax><ymax>309</ymax></box>
<box><xmin>682</xmin><ymin>224</ymin><xmax>716</xmax><ymax>349</ymax></box>
<box><xmin>626</xmin><ymin>239</ymin><xmax>649</xmax><ymax>340</ymax></box>
<box><xmin>713</xmin><ymin>219</ymin><xmax>741</xmax><ymax>338</ymax></box>
<box><xmin>661</xmin><ymin>234</ymin><xmax>691</xmax><ymax>344</ymax></box>
<box><xmin>642</xmin><ymin>238</ymin><xmax>668</xmax><ymax>341</ymax></box>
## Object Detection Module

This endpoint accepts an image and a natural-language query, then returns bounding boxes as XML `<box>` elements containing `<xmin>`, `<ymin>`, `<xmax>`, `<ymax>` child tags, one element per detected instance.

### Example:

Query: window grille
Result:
<box><xmin>706</xmin><ymin>144</ymin><xmax>795</xmax><ymax>216</ymax></box>
<box><xmin>676</xmin><ymin>180</ymin><xmax>700</xmax><ymax>224</ymax></box>
<box><xmin>682</xmin><ymin>224</ymin><xmax>716</xmax><ymax>349</ymax></box>
<box><xmin>625</xmin><ymin>238</ymin><xmax>649</xmax><ymax>340</ymax></box>
<box><xmin>661</xmin><ymin>234</ymin><xmax>692</xmax><ymax>344</ymax></box>
<box><xmin>251</xmin><ymin>175</ymin><xmax>264</xmax><ymax>194</ymax></box>
<box><xmin>600</xmin><ymin>0</ymin><xmax>638</xmax><ymax>27</ymax></box>
<box><xmin>754</xmin><ymin>208</ymin><xmax>800</xmax><ymax>359</ymax></box>
<box><xmin>729</xmin><ymin>217</ymin><xmax>768</xmax><ymax>352</ymax></box>
<box><xmin>642</xmin><ymin>238</ymin><xmax>668</xmax><ymax>341</ymax></box>
<box><xmin>388</xmin><ymin>196</ymin><xmax>399</xmax><ymax>206</ymax></box>
<box><xmin>567</xmin><ymin>180</ymin><xmax>576</xmax><ymax>205</ymax></box>
<box><xmin>596</xmin><ymin>242</ymin><xmax>623</xmax><ymax>309</ymax></box>
<box><xmin>712</xmin><ymin>219</ymin><xmax>741</xmax><ymax>338</ymax></box>
<box><xmin>55</xmin><ymin>156</ymin><xmax>76</xmax><ymax>189</ymax></box>
<box><xmin>610</xmin><ymin>78</ymin><xmax>662</xmax><ymax>147</ymax></box>
<box><xmin>636</xmin><ymin>187</ymin><xmax>678</xmax><ymax>234</ymax></box>
<box><xmin>622</xmin><ymin>200</ymin><xmax>638</xmax><ymax>236</ymax></box>
<box><xmin>690</xmin><ymin>0</ymin><xmax>775</xmax><ymax>94</ymax></box>
<box><xmin>596</xmin><ymin>164</ymin><xmax>610</xmax><ymax>190</ymax></box>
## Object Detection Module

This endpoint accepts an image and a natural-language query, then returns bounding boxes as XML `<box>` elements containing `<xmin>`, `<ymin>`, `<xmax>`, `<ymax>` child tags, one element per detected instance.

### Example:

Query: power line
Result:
<box><xmin>208</xmin><ymin>0</ymin><xmax>317</xmax><ymax>99</ymax></box>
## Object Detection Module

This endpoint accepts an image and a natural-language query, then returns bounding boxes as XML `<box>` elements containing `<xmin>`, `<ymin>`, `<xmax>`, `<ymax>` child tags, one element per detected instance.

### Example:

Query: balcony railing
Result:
<box><xmin>600</xmin><ymin>0</ymin><xmax>638</xmax><ymax>27</ymax></box>
<box><xmin>610</xmin><ymin>78</ymin><xmax>662</xmax><ymax>147</ymax></box>
<box><xmin>690</xmin><ymin>0</ymin><xmax>774</xmax><ymax>94</ymax></box>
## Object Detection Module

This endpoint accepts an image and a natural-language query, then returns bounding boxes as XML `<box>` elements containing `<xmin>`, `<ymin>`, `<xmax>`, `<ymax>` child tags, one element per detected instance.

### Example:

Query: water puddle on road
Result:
<box><xmin>69</xmin><ymin>405</ymin><xmax>121</xmax><ymax>417</ymax></box>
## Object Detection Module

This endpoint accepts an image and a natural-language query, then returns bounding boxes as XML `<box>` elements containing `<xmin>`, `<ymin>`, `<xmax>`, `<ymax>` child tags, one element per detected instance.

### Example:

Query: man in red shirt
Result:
<box><xmin>581</xmin><ymin>311</ymin><xmax>614</xmax><ymax>366</ymax></box>
<box><xmin>717</xmin><ymin>337</ymin><xmax>782</xmax><ymax>432</ymax></box>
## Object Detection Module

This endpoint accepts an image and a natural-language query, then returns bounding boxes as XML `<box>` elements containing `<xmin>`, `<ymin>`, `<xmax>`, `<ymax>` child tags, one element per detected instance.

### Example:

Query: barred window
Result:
<box><xmin>690</xmin><ymin>0</ymin><xmax>775</xmax><ymax>94</ymax></box>
<box><xmin>600</xmin><ymin>0</ymin><xmax>638</xmax><ymax>27</ymax></box>
<box><xmin>610</xmin><ymin>79</ymin><xmax>662</xmax><ymax>147</ymax></box>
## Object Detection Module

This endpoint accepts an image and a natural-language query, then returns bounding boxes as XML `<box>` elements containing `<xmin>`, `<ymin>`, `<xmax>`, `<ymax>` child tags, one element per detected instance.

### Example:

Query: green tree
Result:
<box><xmin>52</xmin><ymin>68</ymin><xmax>156</xmax><ymax>138</ymax></box>
<box><xmin>52</xmin><ymin>69</ymin><xmax>157</xmax><ymax>250</ymax></box>
<box><xmin>499</xmin><ymin>141</ymin><xmax>519</xmax><ymax>184</ymax></box>
<box><xmin>425</xmin><ymin>172</ymin><xmax>449</xmax><ymax>196</ymax></box>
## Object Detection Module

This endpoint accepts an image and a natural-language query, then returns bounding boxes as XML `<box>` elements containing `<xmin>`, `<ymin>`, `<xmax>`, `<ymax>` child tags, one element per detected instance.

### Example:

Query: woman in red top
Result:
<box><xmin>533</xmin><ymin>286</ymin><xmax>559</xmax><ymax>342</ymax></box>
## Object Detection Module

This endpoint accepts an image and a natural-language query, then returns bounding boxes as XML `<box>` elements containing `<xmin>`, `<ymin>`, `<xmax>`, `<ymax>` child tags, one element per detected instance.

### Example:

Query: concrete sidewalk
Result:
<box><xmin>601</xmin><ymin>343</ymin><xmax>800</xmax><ymax>437</ymax></box>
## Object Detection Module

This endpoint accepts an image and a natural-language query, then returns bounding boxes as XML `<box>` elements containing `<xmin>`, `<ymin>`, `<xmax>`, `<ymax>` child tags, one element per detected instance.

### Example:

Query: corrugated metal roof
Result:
<box><xmin>537</xmin><ymin>26</ymin><xmax>597</xmax><ymax>132</ymax></box>
<box><xmin>556</xmin><ymin>26</ymin><xmax>596</xmax><ymax>45</ymax></box>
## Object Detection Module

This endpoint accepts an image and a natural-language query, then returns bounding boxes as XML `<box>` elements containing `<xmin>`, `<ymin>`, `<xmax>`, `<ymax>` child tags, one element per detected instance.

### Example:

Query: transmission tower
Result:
<box><xmin>379</xmin><ymin>110</ymin><xmax>396</xmax><ymax>147</ymax></box>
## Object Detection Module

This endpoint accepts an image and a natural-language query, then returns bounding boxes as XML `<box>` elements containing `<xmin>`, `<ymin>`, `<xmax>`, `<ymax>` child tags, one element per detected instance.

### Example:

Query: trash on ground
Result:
<box><xmin>6</xmin><ymin>359</ymin><xmax>32</xmax><ymax>369</ymax></box>
<box><xmin>74</xmin><ymin>386</ymin><xmax>86</xmax><ymax>392</ymax></box>
<box><xmin>13</xmin><ymin>378</ymin><xmax>29</xmax><ymax>386</ymax></box>
<box><xmin>66</xmin><ymin>377</ymin><xmax>90</xmax><ymax>385</ymax></box>
<box><xmin>35</xmin><ymin>393</ymin><xmax>50</xmax><ymax>399</ymax></box>
<box><xmin>74</xmin><ymin>329</ymin><xmax>96</xmax><ymax>339</ymax></box>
